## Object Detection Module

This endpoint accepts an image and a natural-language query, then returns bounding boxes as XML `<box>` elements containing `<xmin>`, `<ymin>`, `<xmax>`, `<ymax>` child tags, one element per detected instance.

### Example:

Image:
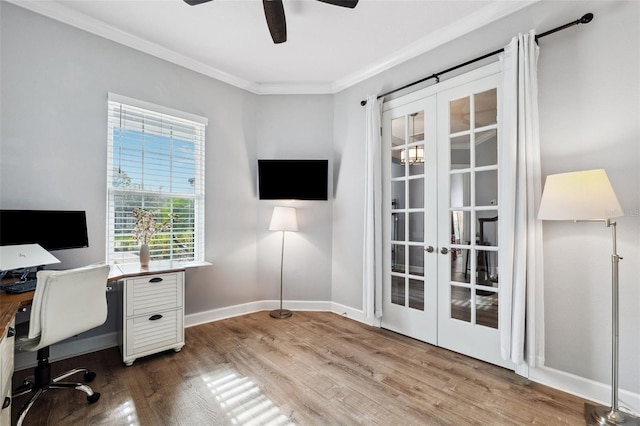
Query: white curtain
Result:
<box><xmin>363</xmin><ymin>94</ymin><xmax>384</xmax><ymax>321</ymax></box>
<box><xmin>498</xmin><ymin>30</ymin><xmax>545</xmax><ymax>366</ymax></box>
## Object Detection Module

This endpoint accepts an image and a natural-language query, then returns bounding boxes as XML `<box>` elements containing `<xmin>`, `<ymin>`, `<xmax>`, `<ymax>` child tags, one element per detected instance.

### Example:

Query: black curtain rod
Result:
<box><xmin>360</xmin><ymin>12</ymin><xmax>594</xmax><ymax>106</ymax></box>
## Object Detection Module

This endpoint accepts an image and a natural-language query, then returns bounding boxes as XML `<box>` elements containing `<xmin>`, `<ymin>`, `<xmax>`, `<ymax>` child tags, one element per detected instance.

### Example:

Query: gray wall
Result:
<box><xmin>255</xmin><ymin>95</ymin><xmax>334</xmax><ymax>303</ymax></box>
<box><xmin>332</xmin><ymin>0</ymin><xmax>639</xmax><ymax>394</ymax></box>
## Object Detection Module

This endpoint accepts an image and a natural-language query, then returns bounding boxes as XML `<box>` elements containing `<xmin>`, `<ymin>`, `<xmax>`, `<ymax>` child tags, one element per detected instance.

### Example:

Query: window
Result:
<box><xmin>107</xmin><ymin>93</ymin><xmax>207</xmax><ymax>264</ymax></box>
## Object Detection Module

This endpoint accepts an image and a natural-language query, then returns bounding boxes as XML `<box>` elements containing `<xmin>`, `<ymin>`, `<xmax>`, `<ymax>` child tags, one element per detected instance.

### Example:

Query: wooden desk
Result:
<box><xmin>0</xmin><ymin>261</ymin><xmax>186</xmax><ymax>351</ymax></box>
<box><xmin>0</xmin><ymin>261</ymin><xmax>189</xmax><ymax>418</ymax></box>
<box><xmin>0</xmin><ymin>293</ymin><xmax>31</xmax><ymax>342</ymax></box>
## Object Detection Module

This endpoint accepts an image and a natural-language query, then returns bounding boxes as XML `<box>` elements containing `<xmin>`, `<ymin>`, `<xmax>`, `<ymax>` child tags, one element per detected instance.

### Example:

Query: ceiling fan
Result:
<box><xmin>184</xmin><ymin>0</ymin><xmax>359</xmax><ymax>44</ymax></box>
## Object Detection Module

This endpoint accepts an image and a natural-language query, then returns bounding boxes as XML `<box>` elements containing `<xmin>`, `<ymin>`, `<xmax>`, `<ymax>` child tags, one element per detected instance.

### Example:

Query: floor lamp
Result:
<box><xmin>538</xmin><ymin>169</ymin><xmax>639</xmax><ymax>426</ymax></box>
<box><xmin>269</xmin><ymin>206</ymin><xmax>298</xmax><ymax>319</ymax></box>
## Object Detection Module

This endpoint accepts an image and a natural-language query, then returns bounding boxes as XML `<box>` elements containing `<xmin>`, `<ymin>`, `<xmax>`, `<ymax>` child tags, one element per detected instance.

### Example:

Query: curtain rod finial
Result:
<box><xmin>581</xmin><ymin>13</ymin><xmax>594</xmax><ymax>24</ymax></box>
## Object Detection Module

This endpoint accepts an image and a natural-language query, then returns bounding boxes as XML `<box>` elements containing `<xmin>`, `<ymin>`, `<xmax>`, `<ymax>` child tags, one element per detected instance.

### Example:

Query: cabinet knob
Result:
<box><xmin>2</xmin><ymin>396</ymin><xmax>10</xmax><ymax>409</ymax></box>
<box><xmin>149</xmin><ymin>314</ymin><xmax>163</xmax><ymax>321</ymax></box>
<box><xmin>149</xmin><ymin>277</ymin><xmax>163</xmax><ymax>283</ymax></box>
<box><xmin>440</xmin><ymin>247</ymin><xmax>449</xmax><ymax>255</ymax></box>
<box><xmin>425</xmin><ymin>246</ymin><xmax>434</xmax><ymax>253</ymax></box>
<box><xmin>7</xmin><ymin>327</ymin><xmax>15</xmax><ymax>338</ymax></box>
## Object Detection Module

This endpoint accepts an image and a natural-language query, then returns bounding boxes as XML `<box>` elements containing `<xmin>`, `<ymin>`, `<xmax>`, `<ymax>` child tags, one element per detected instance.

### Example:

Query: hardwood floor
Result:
<box><xmin>12</xmin><ymin>311</ymin><xmax>589</xmax><ymax>425</ymax></box>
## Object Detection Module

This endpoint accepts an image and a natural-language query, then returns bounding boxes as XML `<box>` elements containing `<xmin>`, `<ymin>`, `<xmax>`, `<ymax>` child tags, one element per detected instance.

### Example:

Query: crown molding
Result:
<box><xmin>5</xmin><ymin>0</ymin><xmax>258</xmax><ymax>93</ymax></box>
<box><xmin>253</xmin><ymin>82</ymin><xmax>335</xmax><ymax>95</ymax></box>
<box><xmin>7</xmin><ymin>0</ymin><xmax>538</xmax><ymax>96</ymax></box>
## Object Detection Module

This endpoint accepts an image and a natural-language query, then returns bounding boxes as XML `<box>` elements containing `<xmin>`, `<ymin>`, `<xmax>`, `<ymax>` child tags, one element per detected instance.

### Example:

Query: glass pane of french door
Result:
<box><xmin>447</xmin><ymin>88</ymin><xmax>498</xmax><ymax>329</ymax></box>
<box><xmin>392</xmin><ymin>111</ymin><xmax>425</xmax><ymax>309</ymax></box>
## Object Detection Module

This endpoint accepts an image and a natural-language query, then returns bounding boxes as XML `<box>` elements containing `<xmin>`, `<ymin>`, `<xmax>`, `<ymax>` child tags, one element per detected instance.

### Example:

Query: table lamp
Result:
<box><xmin>269</xmin><ymin>206</ymin><xmax>298</xmax><ymax>319</ymax></box>
<box><xmin>538</xmin><ymin>169</ymin><xmax>638</xmax><ymax>425</ymax></box>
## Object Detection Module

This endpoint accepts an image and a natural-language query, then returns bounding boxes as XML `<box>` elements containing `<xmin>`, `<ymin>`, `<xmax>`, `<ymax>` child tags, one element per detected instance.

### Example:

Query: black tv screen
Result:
<box><xmin>258</xmin><ymin>160</ymin><xmax>328</xmax><ymax>200</ymax></box>
<box><xmin>0</xmin><ymin>210</ymin><xmax>89</xmax><ymax>251</ymax></box>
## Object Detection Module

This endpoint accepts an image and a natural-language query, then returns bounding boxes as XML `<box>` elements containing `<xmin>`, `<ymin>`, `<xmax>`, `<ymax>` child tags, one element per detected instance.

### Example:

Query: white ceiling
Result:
<box><xmin>8</xmin><ymin>0</ymin><xmax>536</xmax><ymax>94</ymax></box>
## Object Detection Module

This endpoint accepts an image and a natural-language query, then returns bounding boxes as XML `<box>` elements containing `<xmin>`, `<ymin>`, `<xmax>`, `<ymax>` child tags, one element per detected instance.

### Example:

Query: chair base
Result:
<box><xmin>13</xmin><ymin>347</ymin><xmax>100</xmax><ymax>426</ymax></box>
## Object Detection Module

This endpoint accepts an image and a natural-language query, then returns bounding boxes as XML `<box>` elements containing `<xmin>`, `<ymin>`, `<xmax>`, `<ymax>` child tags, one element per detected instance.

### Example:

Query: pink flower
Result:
<box><xmin>132</xmin><ymin>208</ymin><xmax>173</xmax><ymax>244</ymax></box>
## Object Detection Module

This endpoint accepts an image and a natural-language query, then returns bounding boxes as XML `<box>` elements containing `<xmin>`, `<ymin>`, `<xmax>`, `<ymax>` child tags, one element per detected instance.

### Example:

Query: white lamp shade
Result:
<box><xmin>269</xmin><ymin>206</ymin><xmax>298</xmax><ymax>232</ymax></box>
<box><xmin>538</xmin><ymin>169</ymin><xmax>623</xmax><ymax>220</ymax></box>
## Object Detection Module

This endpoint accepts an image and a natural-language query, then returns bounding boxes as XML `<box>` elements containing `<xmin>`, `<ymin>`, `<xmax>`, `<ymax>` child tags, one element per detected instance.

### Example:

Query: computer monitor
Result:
<box><xmin>0</xmin><ymin>210</ymin><xmax>89</xmax><ymax>251</ymax></box>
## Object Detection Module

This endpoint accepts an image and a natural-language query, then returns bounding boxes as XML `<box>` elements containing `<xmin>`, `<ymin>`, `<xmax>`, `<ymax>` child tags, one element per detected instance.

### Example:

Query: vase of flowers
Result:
<box><xmin>139</xmin><ymin>243</ymin><xmax>151</xmax><ymax>267</ymax></box>
<box><xmin>132</xmin><ymin>208</ymin><xmax>173</xmax><ymax>267</ymax></box>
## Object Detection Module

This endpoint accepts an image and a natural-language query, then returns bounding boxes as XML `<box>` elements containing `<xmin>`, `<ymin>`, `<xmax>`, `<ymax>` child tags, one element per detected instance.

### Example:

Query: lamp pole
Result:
<box><xmin>270</xmin><ymin>229</ymin><xmax>292</xmax><ymax>319</ymax></box>
<box><xmin>279</xmin><ymin>230</ymin><xmax>286</xmax><ymax>311</ymax></box>
<box><xmin>587</xmin><ymin>220</ymin><xmax>630</xmax><ymax>425</ymax></box>
<box><xmin>268</xmin><ymin>206</ymin><xmax>296</xmax><ymax>319</ymax></box>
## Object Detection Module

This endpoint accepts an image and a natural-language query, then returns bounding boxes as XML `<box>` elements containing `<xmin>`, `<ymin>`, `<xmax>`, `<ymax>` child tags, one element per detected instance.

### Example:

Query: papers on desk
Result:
<box><xmin>0</xmin><ymin>244</ymin><xmax>61</xmax><ymax>272</ymax></box>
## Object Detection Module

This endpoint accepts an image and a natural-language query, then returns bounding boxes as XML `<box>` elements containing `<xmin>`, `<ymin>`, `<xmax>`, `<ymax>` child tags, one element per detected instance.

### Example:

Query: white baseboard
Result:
<box><xmin>329</xmin><ymin>302</ymin><xmax>371</xmax><ymax>325</ymax></box>
<box><xmin>184</xmin><ymin>299</ymin><xmax>373</xmax><ymax>329</ymax></box>
<box><xmin>184</xmin><ymin>299</ymin><xmax>333</xmax><ymax>327</ymax></box>
<box><xmin>184</xmin><ymin>300</ymin><xmax>267</xmax><ymax>327</ymax></box>
<box><xmin>529</xmin><ymin>365</ymin><xmax>640</xmax><ymax>416</ymax></box>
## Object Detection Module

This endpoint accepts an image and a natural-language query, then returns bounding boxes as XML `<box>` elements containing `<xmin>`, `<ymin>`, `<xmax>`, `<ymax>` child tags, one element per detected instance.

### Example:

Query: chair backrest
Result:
<box><xmin>27</xmin><ymin>264</ymin><xmax>110</xmax><ymax>351</ymax></box>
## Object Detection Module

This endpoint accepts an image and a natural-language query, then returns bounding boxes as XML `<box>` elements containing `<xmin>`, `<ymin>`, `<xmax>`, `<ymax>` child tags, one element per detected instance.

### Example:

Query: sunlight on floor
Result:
<box><xmin>202</xmin><ymin>370</ymin><xmax>295</xmax><ymax>426</ymax></box>
<box><xmin>117</xmin><ymin>400</ymin><xmax>140</xmax><ymax>426</ymax></box>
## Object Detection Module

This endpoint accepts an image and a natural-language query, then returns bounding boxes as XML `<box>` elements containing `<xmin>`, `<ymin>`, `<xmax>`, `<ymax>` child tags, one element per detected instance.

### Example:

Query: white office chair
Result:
<box><xmin>13</xmin><ymin>263</ymin><xmax>110</xmax><ymax>426</ymax></box>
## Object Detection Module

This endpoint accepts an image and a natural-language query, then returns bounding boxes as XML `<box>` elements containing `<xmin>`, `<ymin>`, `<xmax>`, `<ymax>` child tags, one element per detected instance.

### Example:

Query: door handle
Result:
<box><xmin>425</xmin><ymin>246</ymin><xmax>434</xmax><ymax>253</ymax></box>
<box><xmin>440</xmin><ymin>247</ymin><xmax>449</xmax><ymax>255</ymax></box>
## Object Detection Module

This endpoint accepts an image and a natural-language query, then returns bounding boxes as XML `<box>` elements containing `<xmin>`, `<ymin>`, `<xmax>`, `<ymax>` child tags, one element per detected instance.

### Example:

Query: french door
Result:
<box><xmin>381</xmin><ymin>97</ymin><xmax>438</xmax><ymax>344</ymax></box>
<box><xmin>381</xmin><ymin>64</ymin><xmax>513</xmax><ymax>369</ymax></box>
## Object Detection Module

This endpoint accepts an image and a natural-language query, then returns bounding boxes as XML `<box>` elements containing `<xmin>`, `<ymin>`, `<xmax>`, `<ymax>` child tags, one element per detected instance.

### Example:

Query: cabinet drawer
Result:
<box><xmin>0</xmin><ymin>318</ymin><xmax>15</xmax><ymax>404</ymax></box>
<box><xmin>125</xmin><ymin>309</ymin><xmax>183</xmax><ymax>357</ymax></box>
<box><xmin>126</xmin><ymin>272</ymin><xmax>183</xmax><ymax>317</ymax></box>
<box><xmin>0</xmin><ymin>388</ymin><xmax>10</xmax><ymax>422</ymax></box>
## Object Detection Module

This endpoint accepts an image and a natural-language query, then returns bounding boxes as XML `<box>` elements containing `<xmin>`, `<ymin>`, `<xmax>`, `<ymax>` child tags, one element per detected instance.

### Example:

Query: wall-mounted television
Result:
<box><xmin>0</xmin><ymin>210</ymin><xmax>89</xmax><ymax>251</ymax></box>
<box><xmin>258</xmin><ymin>159</ymin><xmax>328</xmax><ymax>201</ymax></box>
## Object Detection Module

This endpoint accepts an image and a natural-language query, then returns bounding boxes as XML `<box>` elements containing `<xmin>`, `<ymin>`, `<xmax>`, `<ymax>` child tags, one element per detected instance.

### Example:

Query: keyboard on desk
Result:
<box><xmin>2</xmin><ymin>279</ymin><xmax>38</xmax><ymax>294</ymax></box>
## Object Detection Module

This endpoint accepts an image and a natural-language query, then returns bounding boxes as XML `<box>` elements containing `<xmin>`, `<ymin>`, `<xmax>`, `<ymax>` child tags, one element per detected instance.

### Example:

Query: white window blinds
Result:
<box><xmin>106</xmin><ymin>93</ymin><xmax>207</xmax><ymax>264</ymax></box>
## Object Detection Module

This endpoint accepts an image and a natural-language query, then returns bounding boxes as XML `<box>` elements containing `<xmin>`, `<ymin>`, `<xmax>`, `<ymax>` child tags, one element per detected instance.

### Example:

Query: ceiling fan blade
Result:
<box><xmin>316</xmin><ymin>0</ymin><xmax>359</xmax><ymax>8</ymax></box>
<box><xmin>263</xmin><ymin>0</ymin><xmax>287</xmax><ymax>44</ymax></box>
<box><xmin>183</xmin><ymin>0</ymin><xmax>214</xmax><ymax>5</ymax></box>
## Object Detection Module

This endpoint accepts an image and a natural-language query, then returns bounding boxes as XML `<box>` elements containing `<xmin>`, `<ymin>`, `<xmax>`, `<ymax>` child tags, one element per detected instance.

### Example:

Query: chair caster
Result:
<box><xmin>87</xmin><ymin>392</ymin><xmax>100</xmax><ymax>404</ymax></box>
<box><xmin>84</xmin><ymin>372</ymin><xmax>96</xmax><ymax>382</ymax></box>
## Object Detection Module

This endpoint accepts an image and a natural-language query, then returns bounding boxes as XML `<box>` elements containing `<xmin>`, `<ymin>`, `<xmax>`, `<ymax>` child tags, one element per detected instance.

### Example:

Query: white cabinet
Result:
<box><xmin>0</xmin><ymin>317</ymin><xmax>15</xmax><ymax>423</ymax></box>
<box><xmin>119</xmin><ymin>272</ymin><xmax>184</xmax><ymax>366</ymax></box>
